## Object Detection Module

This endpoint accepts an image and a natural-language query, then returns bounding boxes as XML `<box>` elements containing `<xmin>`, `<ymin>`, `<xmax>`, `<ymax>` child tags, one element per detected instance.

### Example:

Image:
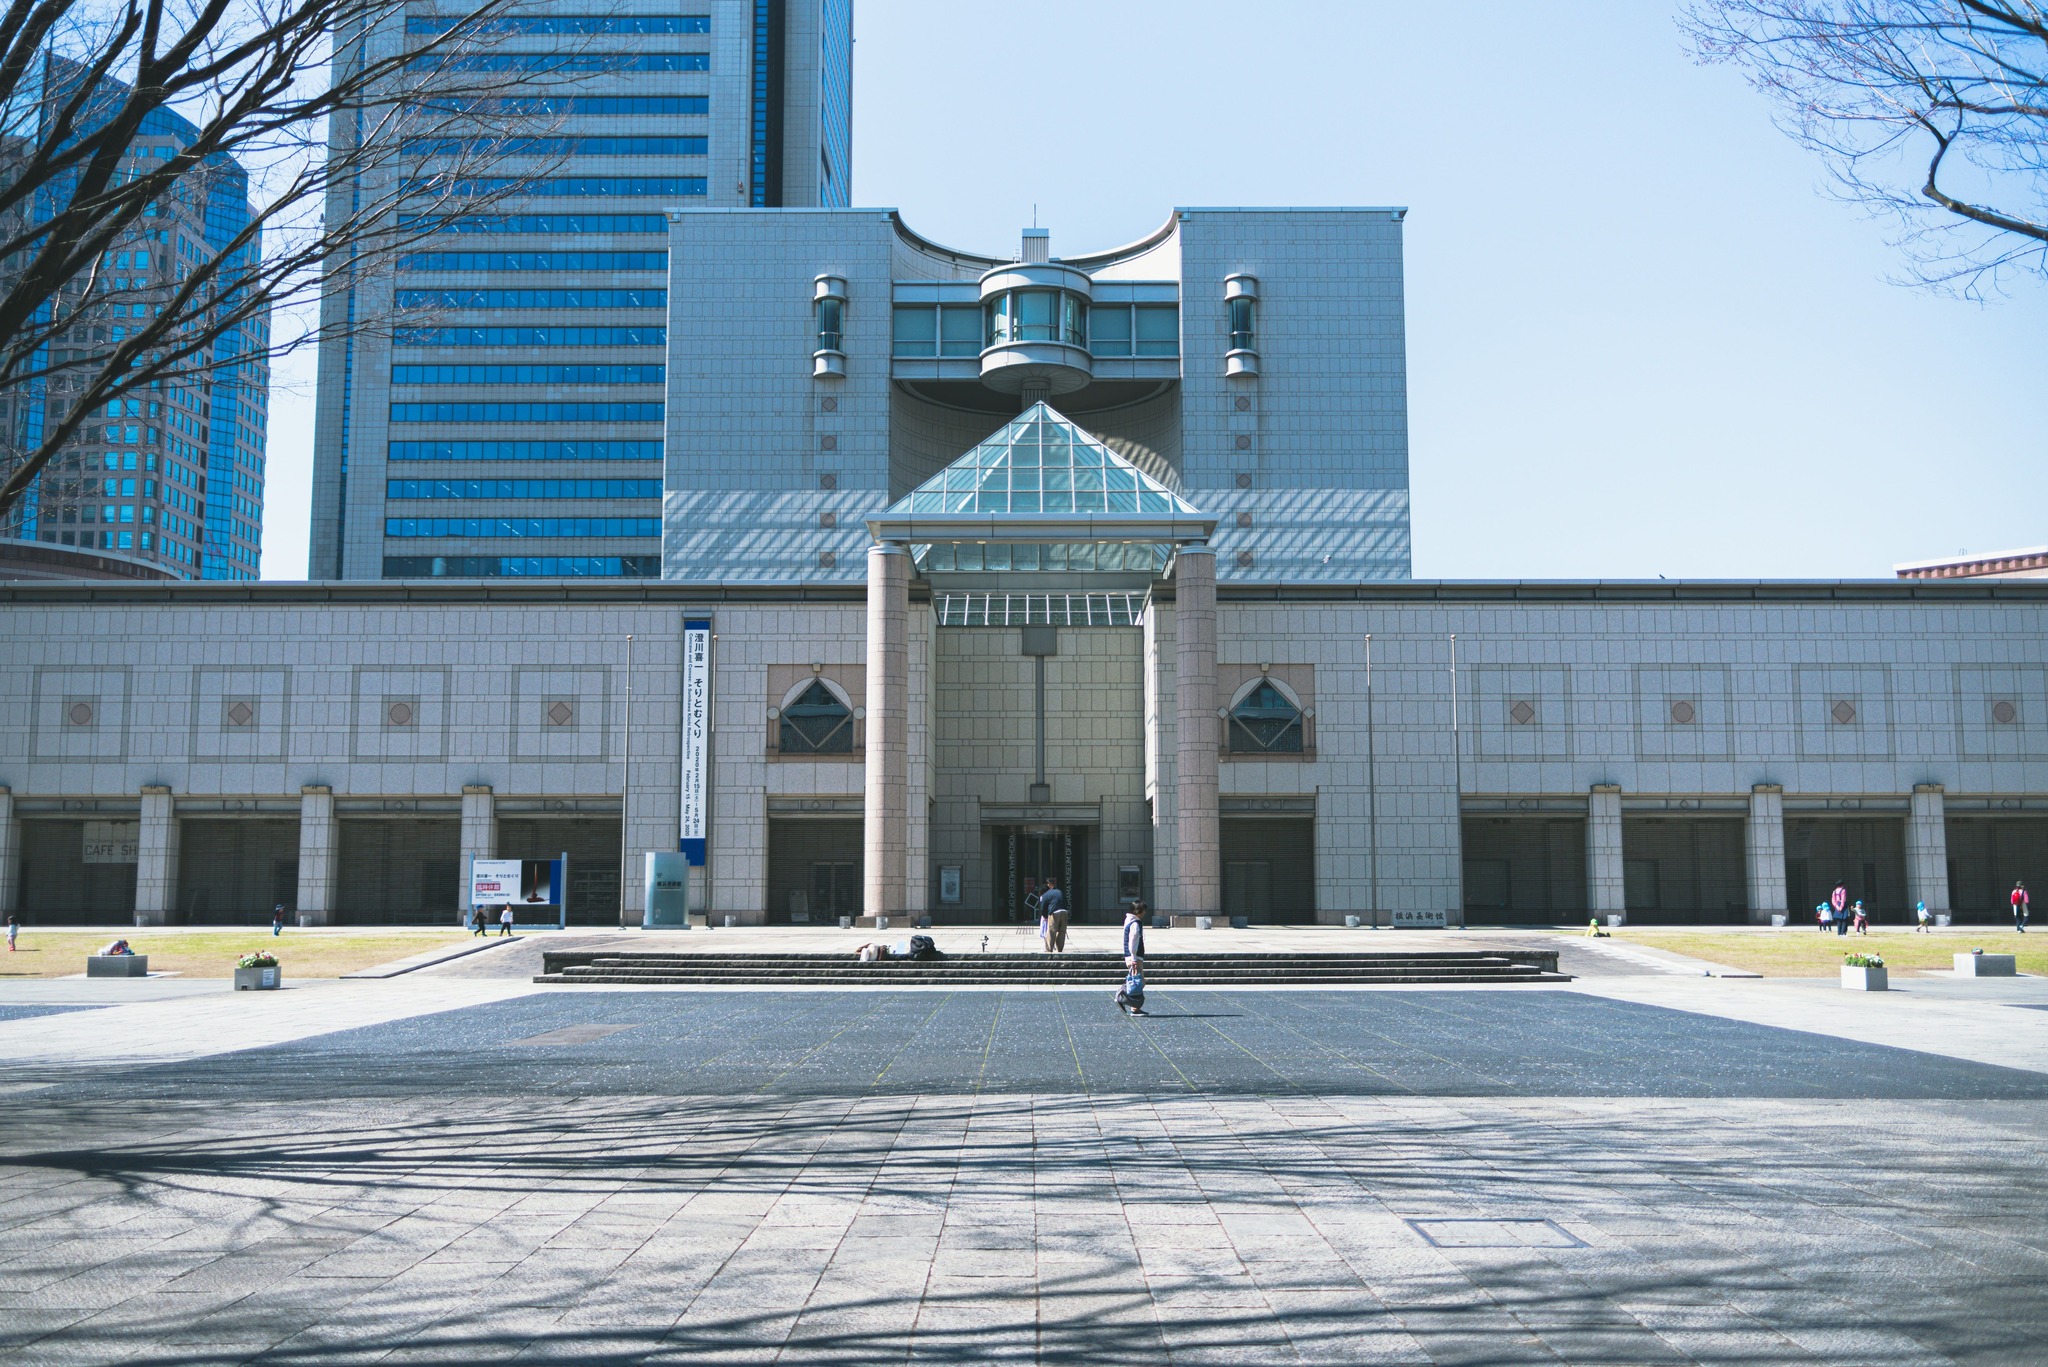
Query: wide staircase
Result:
<box><xmin>534</xmin><ymin>948</ymin><xmax>1567</xmax><ymax>987</ymax></box>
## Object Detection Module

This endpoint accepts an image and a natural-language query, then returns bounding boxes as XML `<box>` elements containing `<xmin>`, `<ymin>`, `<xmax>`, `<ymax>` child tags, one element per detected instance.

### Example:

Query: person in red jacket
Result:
<box><xmin>2015</xmin><ymin>881</ymin><xmax>2030</xmax><ymax>933</ymax></box>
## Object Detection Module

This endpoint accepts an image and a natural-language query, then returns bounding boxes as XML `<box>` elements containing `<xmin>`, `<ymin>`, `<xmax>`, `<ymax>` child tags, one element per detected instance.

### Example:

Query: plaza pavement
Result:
<box><xmin>3</xmin><ymin>930</ymin><xmax>2048</xmax><ymax>1364</ymax></box>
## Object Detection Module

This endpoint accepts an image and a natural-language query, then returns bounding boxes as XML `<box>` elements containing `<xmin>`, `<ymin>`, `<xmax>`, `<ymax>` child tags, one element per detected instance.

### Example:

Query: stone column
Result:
<box><xmin>296</xmin><ymin>785</ymin><xmax>337</xmax><ymax>925</ymax></box>
<box><xmin>1586</xmin><ymin>784</ymin><xmax>1624</xmax><ymax>922</ymax></box>
<box><xmin>0</xmin><ymin>787</ymin><xmax>17</xmax><ymax>916</ymax></box>
<box><xmin>1907</xmin><ymin>783</ymin><xmax>1950</xmax><ymax>918</ymax></box>
<box><xmin>1746</xmin><ymin>784</ymin><xmax>1786</xmax><ymax>923</ymax></box>
<box><xmin>1175</xmin><ymin>546</ymin><xmax>1220</xmax><ymax>916</ymax></box>
<box><xmin>135</xmin><ymin>785</ymin><xmax>178</xmax><ymax>926</ymax></box>
<box><xmin>863</xmin><ymin>542</ymin><xmax>910</xmax><ymax>917</ymax></box>
<box><xmin>460</xmin><ymin>785</ymin><xmax>495</xmax><ymax>922</ymax></box>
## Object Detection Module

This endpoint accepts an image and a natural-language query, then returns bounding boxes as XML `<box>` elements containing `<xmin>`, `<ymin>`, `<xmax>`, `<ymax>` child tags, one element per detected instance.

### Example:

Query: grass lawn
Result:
<box><xmin>1604</xmin><ymin>928</ymin><xmax>2048</xmax><ymax>977</ymax></box>
<box><xmin>0</xmin><ymin>930</ymin><xmax>474</xmax><ymax>979</ymax></box>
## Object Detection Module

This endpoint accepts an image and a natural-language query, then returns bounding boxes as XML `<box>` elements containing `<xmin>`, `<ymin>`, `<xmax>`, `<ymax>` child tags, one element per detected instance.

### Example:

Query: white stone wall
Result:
<box><xmin>4</xmin><ymin>584</ymin><xmax>2044</xmax><ymax>923</ymax></box>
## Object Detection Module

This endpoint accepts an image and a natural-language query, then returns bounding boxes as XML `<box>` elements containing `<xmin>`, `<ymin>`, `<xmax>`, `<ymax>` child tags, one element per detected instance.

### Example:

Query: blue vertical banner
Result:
<box><xmin>679</xmin><ymin>618</ymin><xmax>712</xmax><ymax>866</ymax></box>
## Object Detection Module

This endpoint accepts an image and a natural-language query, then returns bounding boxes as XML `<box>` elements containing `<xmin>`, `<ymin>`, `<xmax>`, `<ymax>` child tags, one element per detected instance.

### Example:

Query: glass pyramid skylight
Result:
<box><xmin>887</xmin><ymin>402</ymin><xmax>1202</xmax><ymax>518</ymax></box>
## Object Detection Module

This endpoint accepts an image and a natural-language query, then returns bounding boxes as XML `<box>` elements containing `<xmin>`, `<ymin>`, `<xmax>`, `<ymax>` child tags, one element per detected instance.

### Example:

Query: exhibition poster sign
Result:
<box><xmin>680</xmin><ymin>617</ymin><xmax>711</xmax><ymax>866</ymax></box>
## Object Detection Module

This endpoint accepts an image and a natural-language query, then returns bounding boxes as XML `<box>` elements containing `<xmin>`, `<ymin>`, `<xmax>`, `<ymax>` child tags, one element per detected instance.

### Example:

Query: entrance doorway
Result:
<box><xmin>767</xmin><ymin>817</ymin><xmax>863</xmax><ymax>923</ymax></box>
<box><xmin>995</xmin><ymin>825</ymin><xmax>1085</xmax><ymax>922</ymax></box>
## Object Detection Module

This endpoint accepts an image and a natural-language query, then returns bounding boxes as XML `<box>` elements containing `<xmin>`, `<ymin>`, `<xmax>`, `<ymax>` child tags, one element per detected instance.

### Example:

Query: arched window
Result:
<box><xmin>779</xmin><ymin>680</ymin><xmax>854</xmax><ymax>754</ymax></box>
<box><xmin>1228</xmin><ymin>679</ymin><xmax>1304</xmax><ymax>753</ymax></box>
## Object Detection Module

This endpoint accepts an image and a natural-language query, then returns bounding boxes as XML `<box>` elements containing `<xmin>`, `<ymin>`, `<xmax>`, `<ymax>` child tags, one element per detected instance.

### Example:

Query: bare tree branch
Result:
<box><xmin>1681</xmin><ymin>0</ymin><xmax>2048</xmax><ymax>296</ymax></box>
<box><xmin>0</xmin><ymin>0</ymin><xmax>621</xmax><ymax>519</ymax></box>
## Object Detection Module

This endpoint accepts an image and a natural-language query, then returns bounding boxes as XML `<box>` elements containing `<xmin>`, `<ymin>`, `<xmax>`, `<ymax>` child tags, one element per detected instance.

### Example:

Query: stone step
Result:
<box><xmin>533</xmin><ymin>948</ymin><xmax>1566</xmax><ymax>987</ymax></box>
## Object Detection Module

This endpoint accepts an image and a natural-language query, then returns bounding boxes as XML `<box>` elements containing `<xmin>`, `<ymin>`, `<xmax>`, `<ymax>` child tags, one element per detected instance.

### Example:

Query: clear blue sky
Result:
<box><xmin>259</xmin><ymin>1</ymin><xmax>2046</xmax><ymax>580</ymax></box>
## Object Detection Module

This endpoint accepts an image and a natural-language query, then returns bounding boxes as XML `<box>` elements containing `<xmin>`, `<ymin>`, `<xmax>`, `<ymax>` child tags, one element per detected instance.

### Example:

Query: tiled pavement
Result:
<box><xmin>5</xmin><ymin>988</ymin><xmax>2048</xmax><ymax>1364</ymax></box>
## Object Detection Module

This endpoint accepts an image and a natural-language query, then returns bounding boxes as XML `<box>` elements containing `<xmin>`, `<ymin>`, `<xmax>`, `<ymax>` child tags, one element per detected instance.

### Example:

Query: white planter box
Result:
<box><xmin>234</xmin><ymin>965</ymin><xmax>281</xmax><ymax>991</ymax></box>
<box><xmin>86</xmin><ymin>954</ymin><xmax>147</xmax><ymax>978</ymax></box>
<box><xmin>1840</xmin><ymin>965</ymin><xmax>1887</xmax><ymax>991</ymax></box>
<box><xmin>1770</xmin><ymin>914</ymin><xmax>1787</xmax><ymax>928</ymax></box>
<box><xmin>1955</xmin><ymin>953</ymin><xmax>2016</xmax><ymax>977</ymax></box>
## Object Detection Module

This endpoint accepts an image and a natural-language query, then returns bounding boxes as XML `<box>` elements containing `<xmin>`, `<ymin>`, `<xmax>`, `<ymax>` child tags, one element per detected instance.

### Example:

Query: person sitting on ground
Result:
<box><xmin>1585</xmin><ymin>918</ymin><xmax>1609</xmax><ymax>938</ymax></box>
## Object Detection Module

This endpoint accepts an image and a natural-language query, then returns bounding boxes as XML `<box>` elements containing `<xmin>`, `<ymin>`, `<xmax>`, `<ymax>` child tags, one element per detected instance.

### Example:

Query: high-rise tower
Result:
<box><xmin>0</xmin><ymin>53</ymin><xmax>270</xmax><ymax>581</ymax></box>
<box><xmin>309</xmin><ymin>0</ymin><xmax>853</xmax><ymax>580</ymax></box>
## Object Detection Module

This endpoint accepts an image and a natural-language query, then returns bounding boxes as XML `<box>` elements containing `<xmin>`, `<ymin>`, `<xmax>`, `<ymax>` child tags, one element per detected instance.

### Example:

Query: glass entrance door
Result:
<box><xmin>998</xmin><ymin>826</ymin><xmax>1085</xmax><ymax>922</ymax></box>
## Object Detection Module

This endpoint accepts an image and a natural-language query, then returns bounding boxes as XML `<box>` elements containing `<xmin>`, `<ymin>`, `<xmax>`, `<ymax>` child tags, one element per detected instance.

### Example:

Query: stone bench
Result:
<box><xmin>1955</xmin><ymin>952</ymin><xmax>2017</xmax><ymax>977</ymax></box>
<box><xmin>86</xmin><ymin>954</ymin><xmax>148</xmax><ymax>978</ymax></box>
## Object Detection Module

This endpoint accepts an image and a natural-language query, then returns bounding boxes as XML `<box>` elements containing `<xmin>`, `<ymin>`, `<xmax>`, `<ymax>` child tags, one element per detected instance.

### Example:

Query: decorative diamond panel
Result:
<box><xmin>225</xmin><ymin>700</ymin><xmax>255</xmax><ymax>728</ymax></box>
<box><xmin>1509</xmin><ymin>700</ymin><xmax>1536</xmax><ymax>726</ymax></box>
<box><xmin>1831</xmin><ymin>700</ymin><xmax>1857</xmax><ymax>725</ymax></box>
<box><xmin>546</xmin><ymin>701</ymin><xmax>575</xmax><ymax>727</ymax></box>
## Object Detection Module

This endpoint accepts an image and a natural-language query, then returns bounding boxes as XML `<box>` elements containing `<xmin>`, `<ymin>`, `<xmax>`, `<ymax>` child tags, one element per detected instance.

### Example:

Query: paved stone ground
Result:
<box><xmin>5</xmin><ymin>987</ymin><xmax>2048</xmax><ymax>1365</ymax></box>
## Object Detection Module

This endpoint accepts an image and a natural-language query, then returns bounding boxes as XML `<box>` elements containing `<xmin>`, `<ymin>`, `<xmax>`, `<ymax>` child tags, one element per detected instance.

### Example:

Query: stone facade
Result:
<box><xmin>4</xmin><ymin>579</ymin><xmax>2045</xmax><ymax>926</ymax></box>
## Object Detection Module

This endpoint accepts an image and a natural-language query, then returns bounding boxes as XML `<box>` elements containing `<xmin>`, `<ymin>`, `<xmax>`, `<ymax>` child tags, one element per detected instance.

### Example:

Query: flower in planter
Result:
<box><xmin>237</xmin><ymin>951</ymin><xmax>279</xmax><ymax>970</ymax></box>
<box><xmin>1843</xmin><ymin>953</ymin><xmax>1885</xmax><ymax>968</ymax></box>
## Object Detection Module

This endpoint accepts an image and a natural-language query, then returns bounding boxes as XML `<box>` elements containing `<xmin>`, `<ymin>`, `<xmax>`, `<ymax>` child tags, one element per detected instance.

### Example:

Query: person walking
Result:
<box><xmin>1117</xmin><ymin>901</ymin><xmax>1148</xmax><ymax>1015</ymax></box>
<box><xmin>1041</xmin><ymin>877</ymin><xmax>1069</xmax><ymax>953</ymax></box>
<box><xmin>497</xmin><ymin>903</ymin><xmax>514</xmax><ymax>937</ymax></box>
<box><xmin>469</xmin><ymin>905</ymin><xmax>487</xmax><ymax>937</ymax></box>
<box><xmin>271</xmin><ymin>904</ymin><xmax>286</xmax><ymax>937</ymax></box>
<box><xmin>5</xmin><ymin>915</ymin><xmax>16</xmax><ymax>952</ymax></box>
<box><xmin>2015</xmin><ymin>881</ymin><xmax>2030</xmax><ymax>933</ymax></box>
<box><xmin>1915</xmin><ymin>900</ymin><xmax>1933</xmax><ymax>933</ymax></box>
<box><xmin>1851</xmin><ymin>900</ymin><xmax>1869</xmax><ymax>935</ymax></box>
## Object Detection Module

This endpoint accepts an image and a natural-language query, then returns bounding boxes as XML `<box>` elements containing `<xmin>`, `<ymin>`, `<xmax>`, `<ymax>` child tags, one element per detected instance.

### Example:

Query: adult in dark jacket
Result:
<box><xmin>1040</xmin><ymin>878</ymin><xmax>1069</xmax><ymax>953</ymax></box>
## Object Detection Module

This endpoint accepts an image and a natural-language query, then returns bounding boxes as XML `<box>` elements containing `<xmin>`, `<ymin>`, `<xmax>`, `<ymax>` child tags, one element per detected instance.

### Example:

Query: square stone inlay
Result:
<box><xmin>1509</xmin><ymin>700</ymin><xmax>1536</xmax><ymax>726</ymax></box>
<box><xmin>1670</xmin><ymin>699</ymin><xmax>1697</xmax><ymax>725</ymax></box>
<box><xmin>1992</xmin><ymin>699</ymin><xmax>2019</xmax><ymax>725</ymax></box>
<box><xmin>545</xmin><ymin>701</ymin><xmax>575</xmax><ymax>727</ymax></box>
<box><xmin>1407</xmin><ymin>1218</ymin><xmax>1585</xmax><ymax>1249</ymax></box>
<box><xmin>1831</xmin><ymin>700</ymin><xmax>1858</xmax><ymax>725</ymax></box>
<box><xmin>386</xmin><ymin>700</ymin><xmax>416</xmax><ymax>727</ymax></box>
<box><xmin>225</xmin><ymin>700</ymin><xmax>255</xmax><ymax>727</ymax></box>
<box><xmin>65</xmin><ymin>700</ymin><xmax>95</xmax><ymax>727</ymax></box>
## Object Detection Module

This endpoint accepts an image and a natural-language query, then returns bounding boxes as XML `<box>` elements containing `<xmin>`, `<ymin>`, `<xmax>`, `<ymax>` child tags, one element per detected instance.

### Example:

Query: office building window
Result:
<box><xmin>478</xmin><ymin>96</ymin><xmax>710</xmax><ymax>116</ymax></box>
<box><xmin>383</xmin><ymin>517</ymin><xmax>663</xmax><ymax>539</ymax></box>
<box><xmin>383</xmin><ymin>555</ymin><xmax>661</xmax><ymax>578</ymax></box>
<box><xmin>413</xmin><ymin>177</ymin><xmax>708</xmax><ymax>199</ymax></box>
<box><xmin>404</xmin><ymin>214</ymin><xmax>668</xmax><ymax>235</ymax></box>
<box><xmin>388</xmin><ymin>440</ymin><xmax>663</xmax><ymax>462</ymax></box>
<box><xmin>389</xmin><ymin>365</ymin><xmax>665</xmax><ymax>385</ymax></box>
<box><xmin>1091</xmin><ymin>304</ymin><xmax>1179</xmax><ymax>357</ymax></box>
<box><xmin>409</xmin><ymin>53</ymin><xmax>709</xmax><ymax>74</ymax></box>
<box><xmin>398</xmin><ymin>252</ymin><xmax>668</xmax><ymax>273</ymax></box>
<box><xmin>407</xmin><ymin>14</ymin><xmax>709</xmax><ymax>34</ymax></box>
<box><xmin>985</xmin><ymin>289</ymin><xmax>1086</xmax><ymax>348</ymax></box>
<box><xmin>388</xmin><ymin>403</ymin><xmax>663</xmax><ymax>424</ymax></box>
<box><xmin>403</xmin><ymin>136</ymin><xmax>706</xmax><ymax>158</ymax></box>
<box><xmin>891</xmin><ymin>305</ymin><xmax>982</xmax><ymax>358</ymax></box>
<box><xmin>394</xmin><ymin>289</ymin><xmax>664</xmax><ymax>310</ymax></box>
<box><xmin>395</xmin><ymin>327</ymin><xmax>665</xmax><ymax>348</ymax></box>
<box><xmin>385</xmin><ymin>479</ymin><xmax>663</xmax><ymax>500</ymax></box>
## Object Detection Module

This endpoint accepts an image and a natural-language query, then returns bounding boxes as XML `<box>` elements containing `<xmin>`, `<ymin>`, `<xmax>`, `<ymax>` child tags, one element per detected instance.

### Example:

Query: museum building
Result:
<box><xmin>1</xmin><ymin>209</ymin><xmax>2045</xmax><ymax>926</ymax></box>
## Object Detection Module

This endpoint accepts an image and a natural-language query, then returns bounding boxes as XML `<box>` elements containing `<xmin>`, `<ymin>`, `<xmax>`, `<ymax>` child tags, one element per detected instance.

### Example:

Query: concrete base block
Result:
<box><xmin>1955</xmin><ymin>952</ymin><xmax>2017</xmax><ymax>977</ymax></box>
<box><xmin>87</xmin><ymin>955</ymin><xmax>147</xmax><ymax>977</ymax></box>
<box><xmin>1841</xmin><ymin>965</ymin><xmax>1888</xmax><ymax>992</ymax></box>
<box><xmin>234</xmin><ymin>966</ymin><xmax>281</xmax><ymax>991</ymax></box>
